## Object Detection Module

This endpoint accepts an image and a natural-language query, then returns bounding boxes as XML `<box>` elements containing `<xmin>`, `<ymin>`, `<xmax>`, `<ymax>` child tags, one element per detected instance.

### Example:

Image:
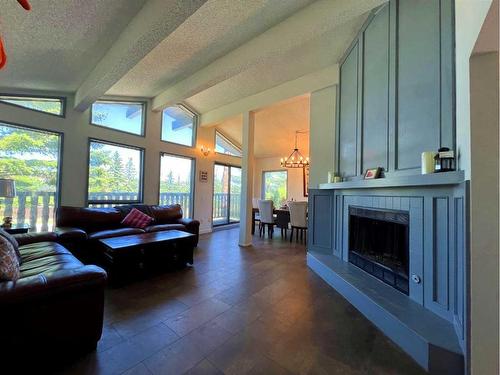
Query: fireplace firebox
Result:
<box><xmin>348</xmin><ymin>206</ymin><xmax>409</xmax><ymax>295</ymax></box>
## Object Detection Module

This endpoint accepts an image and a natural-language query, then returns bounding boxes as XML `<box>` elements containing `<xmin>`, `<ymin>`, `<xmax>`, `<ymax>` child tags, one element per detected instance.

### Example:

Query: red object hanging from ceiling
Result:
<box><xmin>0</xmin><ymin>37</ymin><xmax>6</xmax><ymax>69</ymax></box>
<box><xmin>0</xmin><ymin>0</ymin><xmax>32</xmax><ymax>70</ymax></box>
<box><xmin>17</xmin><ymin>0</ymin><xmax>31</xmax><ymax>11</ymax></box>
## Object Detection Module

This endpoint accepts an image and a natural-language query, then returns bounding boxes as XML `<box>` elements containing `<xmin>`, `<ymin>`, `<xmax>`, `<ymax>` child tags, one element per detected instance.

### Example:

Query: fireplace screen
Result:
<box><xmin>348</xmin><ymin>206</ymin><xmax>409</xmax><ymax>295</ymax></box>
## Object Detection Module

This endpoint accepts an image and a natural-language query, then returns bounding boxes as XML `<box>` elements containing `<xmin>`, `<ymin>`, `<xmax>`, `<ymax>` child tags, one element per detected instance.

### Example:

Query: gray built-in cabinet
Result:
<box><xmin>337</xmin><ymin>0</ymin><xmax>455</xmax><ymax>178</ymax></box>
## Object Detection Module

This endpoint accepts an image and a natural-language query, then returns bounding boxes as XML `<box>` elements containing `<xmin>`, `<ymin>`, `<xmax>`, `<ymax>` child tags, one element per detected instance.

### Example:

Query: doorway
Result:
<box><xmin>212</xmin><ymin>163</ymin><xmax>241</xmax><ymax>226</ymax></box>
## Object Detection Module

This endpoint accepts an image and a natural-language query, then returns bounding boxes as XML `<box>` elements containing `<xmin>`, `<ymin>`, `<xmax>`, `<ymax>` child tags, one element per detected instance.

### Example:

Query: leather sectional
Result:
<box><xmin>0</xmin><ymin>230</ymin><xmax>107</xmax><ymax>361</ymax></box>
<box><xmin>55</xmin><ymin>204</ymin><xmax>200</xmax><ymax>263</ymax></box>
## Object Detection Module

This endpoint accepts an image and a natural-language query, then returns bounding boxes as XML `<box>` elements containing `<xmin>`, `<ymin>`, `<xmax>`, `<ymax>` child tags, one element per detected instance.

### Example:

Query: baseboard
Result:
<box><xmin>199</xmin><ymin>227</ymin><xmax>212</xmax><ymax>235</ymax></box>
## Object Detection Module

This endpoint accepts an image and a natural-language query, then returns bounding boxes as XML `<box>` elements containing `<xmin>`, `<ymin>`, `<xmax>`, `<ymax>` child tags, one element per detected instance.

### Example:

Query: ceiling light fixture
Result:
<box><xmin>280</xmin><ymin>130</ymin><xmax>309</xmax><ymax>168</ymax></box>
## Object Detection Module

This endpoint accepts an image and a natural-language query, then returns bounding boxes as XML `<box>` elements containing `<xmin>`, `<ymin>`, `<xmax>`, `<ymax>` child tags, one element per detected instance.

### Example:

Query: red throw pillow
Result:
<box><xmin>121</xmin><ymin>208</ymin><xmax>153</xmax><ymax>229</ymax></box>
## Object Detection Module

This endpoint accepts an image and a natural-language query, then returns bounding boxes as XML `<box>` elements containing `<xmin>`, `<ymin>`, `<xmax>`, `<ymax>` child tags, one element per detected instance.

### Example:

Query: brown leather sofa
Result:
<box><xmin>55</xmin><ymin>204</ymin><xmax>200</xmax><ymax>263</ymax></box>
<box><xmin>0</xmin><ymin>230</ymin><xmax>107</xmax><ymax>362</ymax></box>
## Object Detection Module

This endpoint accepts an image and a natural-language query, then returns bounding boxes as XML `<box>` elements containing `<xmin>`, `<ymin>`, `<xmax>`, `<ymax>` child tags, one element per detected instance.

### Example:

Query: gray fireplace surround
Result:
<box><xmin>307</xmin><ymin>171</ymin><xmax>467</xmax><ymax>374</ymax></box>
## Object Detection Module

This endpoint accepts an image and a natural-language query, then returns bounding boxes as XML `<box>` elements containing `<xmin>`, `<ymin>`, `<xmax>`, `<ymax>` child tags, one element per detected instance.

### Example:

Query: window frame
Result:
<box><xmin>160</xmin><ymin>104</ymin><xmax>197</xmax><ymax>148</ymax></box>
<box><xmin>86</xmin><ymin>138</ymin><xmax>145</xmax><ymax>206</ymax></box>
<box><xmin>0</xmin><ymin>93</ymin><xmax>66</xmax><ymax>118</ymax></box>
<box><xmin>214</xmin><ymin>130</ymin><xmax>242</xmax><ymax>157</ymax></box>
<box><xmin>158</xmin><ymin>152</ymin><xmax>196</xmax><ymax>218</ymax></box>
<box><xmin>0</xmin><ymin>119</ymin><xmax>64</xmax><ymax>229</ymax></box>
<box><xmin>261</xmin><ymin>169</ymin><xmax>288</xmax><ymax>203</ymax></box>
<box><xmin>90</xmin><ymin>100</ymin><xmax>147</xmax><ymax>137</ymax></box>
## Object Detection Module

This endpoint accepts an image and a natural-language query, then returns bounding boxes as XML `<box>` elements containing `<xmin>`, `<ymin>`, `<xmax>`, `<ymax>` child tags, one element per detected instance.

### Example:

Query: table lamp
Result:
<box><xmin>0</xmin><ymin>178</ymin><xmax>16</xmax><ymax>228</ymax></box>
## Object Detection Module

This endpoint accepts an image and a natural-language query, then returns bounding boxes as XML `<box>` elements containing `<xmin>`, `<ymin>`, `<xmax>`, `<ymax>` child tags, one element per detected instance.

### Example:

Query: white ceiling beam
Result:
<box><xmin>74</xmin><ymin>0</ymin><xmax>207</xmax><ymax>111</ymax></box>
<box><xmin>200</xmin><ymin>64</ymin><xmax>339</xmax><ymax>127</ymax></box>
<box><xmin>152</xmin><ymin>0</ymin><xmax>384</xmax><ymax>112</ymax></box>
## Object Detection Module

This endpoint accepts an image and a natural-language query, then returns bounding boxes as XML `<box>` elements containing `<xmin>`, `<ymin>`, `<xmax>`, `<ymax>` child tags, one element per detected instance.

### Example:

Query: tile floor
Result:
<box><xmin>60</xmin><ymin>228</ymin><xmax>424</xmax><ymax>375</ymax></box>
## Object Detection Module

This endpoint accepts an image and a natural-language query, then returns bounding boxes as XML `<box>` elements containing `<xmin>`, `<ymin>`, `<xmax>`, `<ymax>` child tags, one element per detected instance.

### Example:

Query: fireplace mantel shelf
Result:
<box><xmin>319</xmin><ymin>170</ymin><xmax>464</xmax><ymax>190</ymax></box>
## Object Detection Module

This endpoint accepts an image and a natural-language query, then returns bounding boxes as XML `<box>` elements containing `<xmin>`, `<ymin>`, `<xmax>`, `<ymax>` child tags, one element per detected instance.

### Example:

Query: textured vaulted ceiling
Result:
<box><xmin>0</xmin><ymin>0</ymin><xmax>384</xmax><ymax>114</ymax></box>
<box><xmin>185</xmin><ymin>15</ymin><xmax>365</xmax><ymax>113</ymax></box>
<box><xmin>0</xmin><ymin>0</ymin><xmax>146</xmax><ymax>92</ymax></box>
<box><xmin>216</xmin><ymin>95</ymin><xmax>310</xmax><ymax>159</ymax></box>
<box><xmin>107</xmin><ymin>0</ymin><xmax>316</xmax><ymax>98</ymax></box>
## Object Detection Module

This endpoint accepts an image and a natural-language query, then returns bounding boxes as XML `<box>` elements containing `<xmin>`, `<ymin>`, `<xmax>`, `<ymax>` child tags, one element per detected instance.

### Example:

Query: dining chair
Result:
<box><xmin>258</xmin><ymin>199</ymin><xmax>275</xmax><ymax>238</ymax></box>
<box><xmin>288</xmin><ymin>201</ymin><xmax>308</xmax><ymax>244</ymax></box>
<box><xmin>252</xmin><ymin>197</ymin><xmax>261</xmax><ymax>230</ymax></box>
<box><xmin>275</xmin><ymin>210</ymin><xmax>290</xmax><ymax>239</ymax></box>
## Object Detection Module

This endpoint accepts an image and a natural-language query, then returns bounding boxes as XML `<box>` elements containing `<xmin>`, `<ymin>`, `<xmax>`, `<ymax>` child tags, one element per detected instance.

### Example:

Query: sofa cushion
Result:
<box><xmin>88</xmin><ymin>228</ymin><xmax>144</xmax><ymax>241</ymax></box>
<box><xmin>0</xmin><ymin>228</ymin><xmax>21</xmax><ymax>264</ymax></box>
<box><xmin>0</xmin><ymin>235</ymin><xmax>20</xmax><ymax>281</ymax></box>
<box><xmin>149</xmin><ymin>204</ymin><xmax>183</xmax><ymax>224</ymax></box>
<box><xmin>121</xmin><ymin>208</ymin><xmax>153</xmax><ymax>229</ymax></box>
<box><xmin>19</xmin><ymin>251</ymin><xmax>83</xmax><ymax>278</ymax></box>
<box><xmin>19</xmin><ymin>242</ymin><xmax>71</xmax><ymax>263</ymax></box>
<box><xmin>13</xmin><ymin>232</ymin><xmax>58</xmax><ymax>247</ymax></box>
<box><xmin>18</xmin><ymin>241</ymin><xmax>82</xmax><ymax>278</ymax></box>
<box><xmin>56</xmin><ymin>206</ymin><xmax>123</xmax><ymax>232</ymax></box>
<box><xmin>144</xmin><ymin>224</ymin><xmax>186</xmax><ymax>233</ymax></box>
<box><xmin>114</xmin><ymin>204</ymin><xmax>154</xmax><ymax>218</ymax></box>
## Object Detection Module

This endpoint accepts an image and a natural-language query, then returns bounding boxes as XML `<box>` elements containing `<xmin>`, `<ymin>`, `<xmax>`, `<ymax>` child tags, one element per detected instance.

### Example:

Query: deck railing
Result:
<box><xmin>1</xmin><ymin>191</ymin><xmax>57</xmax><ymax>232</ymax></box>
<box><xmin>213</xmin><ymin>192</ymin><xmax>241</xmax><ymax>222</ymax></box>
<box><xmin>1</xmin><ymin>191</ymin><xmax>241</xmax><ymax>231</ymax></box>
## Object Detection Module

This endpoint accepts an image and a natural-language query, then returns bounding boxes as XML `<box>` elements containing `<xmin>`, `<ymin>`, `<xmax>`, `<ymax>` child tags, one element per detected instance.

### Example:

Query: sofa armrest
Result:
<box><xmin>55</xmin><ymin>226</ymin><xmax>88</xmax><ymax>242</ymax></box>
<box><xmin>177</xmin><ymin>218</ymin><xmax>200</xmax><ymax>233</ymax></box>
<box><xmin>0</xmin><ymin>265</ymin><xmax>107</xmax><ymax>305</ymax></box>
<box><xmin>13</xmin><ymin>231</ymin><xmax>58</xmax><ymax>246</ymax></box>
<box><xmin>177</xmin><ymin>218</ymin><xmax>200</xmax><ymax>247</ymax></box>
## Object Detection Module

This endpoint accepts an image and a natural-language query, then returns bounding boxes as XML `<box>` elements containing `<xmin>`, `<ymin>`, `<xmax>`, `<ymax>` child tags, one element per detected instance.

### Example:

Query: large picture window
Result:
<box><xmin>161</xmin><ymin>105</ymin><xmax>196</xmax><ymax>147</ymax></box>
<box><xmin>91</xmin><ymin>100</ymin><xmax>145</xmax><ymax>136</ymax></box>
<box><xmin>0</xmin><ymin>122</ymin><xmax>61</xmax><ymax>231</ymax></box>
<box><xmin>159</xmin><ymin>154</ymin><xmax>194</xmax><ymax>218</ymax></box>
<box><xmin>262</xmin><ymin>170</ymin><xmax>287</xmax><ymax>208</ymax></box>
<box><xmin>215</xmin><ymin>130</ymin><xmax>242</xmax><ymax>157</ymax></box>
<box><xmin>0</xmin><ymin>95</ymin><xmax>64</xmax><ymax>117</ymax></box>
<box><xmin>87</xmin><ymin>140</ymin><xmax>143</xmax><ymax>206</ymax></box>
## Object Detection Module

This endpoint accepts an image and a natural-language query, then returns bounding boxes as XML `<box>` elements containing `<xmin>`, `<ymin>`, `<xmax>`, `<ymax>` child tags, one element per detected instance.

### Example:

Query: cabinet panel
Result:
<box><xmin>337</xmin><ymin>0</ymin><xmax>454</xmax><ymax>178</ymax></box>
<box><xmin>396</xmin><ymin>0</ymin><xmax>441</xmax><ymax>170</ymax></box>
<box><xmin>362</xmin><ymin>5</ymin><xmax>389</xmax><ymax>172</ymax></box>
<box><xmin>433</xmin><ymin>197</ymin><xmax>450</xmax><ymax>308</ymax></box>
<box><xmin>308</xmin><ymin>189</ymin><xmax>335</xmax><ymax>254</ymax></box>
<box><xmin>338</xmin><ymin>43</ymin><xmax>359</xmax><ymax>178</ymax></box>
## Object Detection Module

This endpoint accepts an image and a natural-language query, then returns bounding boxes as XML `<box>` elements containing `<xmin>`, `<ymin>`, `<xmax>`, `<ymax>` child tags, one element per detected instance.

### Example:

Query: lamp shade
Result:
<box><xmin>0</xmin><ymin>179</ymin><xmax>16</xmax><ymax>198</ymax></box>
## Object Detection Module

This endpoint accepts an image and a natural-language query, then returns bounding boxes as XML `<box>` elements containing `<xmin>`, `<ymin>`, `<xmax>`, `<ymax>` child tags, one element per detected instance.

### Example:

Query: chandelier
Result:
<box><xmin>280</xmin><ymin>130</ymin><xmax>309</xmax><ymax>168</ymax></box>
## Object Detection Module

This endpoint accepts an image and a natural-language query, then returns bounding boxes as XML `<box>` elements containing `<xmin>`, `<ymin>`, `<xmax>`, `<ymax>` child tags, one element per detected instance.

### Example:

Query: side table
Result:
<box><xmin>1</xmin><ymin>223</ymin><xmax>31</xmax><ymax>234</ymax></box>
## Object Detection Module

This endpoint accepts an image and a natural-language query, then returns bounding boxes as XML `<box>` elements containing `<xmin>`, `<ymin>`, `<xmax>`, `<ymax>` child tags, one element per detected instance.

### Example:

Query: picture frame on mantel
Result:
<box><xmin>364</xmin><ymin>167</ymin><xmax>381</xmax><ymax>180</ymax></box>
<box><xmin>303</xmin><ymin>165</ymin><xmax>309</xmax><ymax>197</ymax></box>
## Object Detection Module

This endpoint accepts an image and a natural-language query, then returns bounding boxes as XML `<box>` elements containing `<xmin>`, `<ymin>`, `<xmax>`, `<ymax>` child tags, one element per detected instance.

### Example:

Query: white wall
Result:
<box><xmin>469</xmin><ymin>50</ymin><xmax>499</xmax><ymax>375</ymax></box>
<box><xmin>455</xmin><ymin>0</ymin><xmax>493</xmax><ymax>179</ymax></box>
<box><xmin>252</xmin><ymin>157</ymin><xmax>307</xmax><ymax>203</ymax></box>
<box><xmin>0</xmin><ymin>91</ymin><xmax>241</xmax><ymax>234</ymax></box>
<box><xmin>309</xmin><ymin>85</ymin><xmax>336</xmax><ymax>188</ymax></box>
<box><xmin>456</xmin><ymin>2</ymin><xmax>499</xmax><ymax>374</ymax></box>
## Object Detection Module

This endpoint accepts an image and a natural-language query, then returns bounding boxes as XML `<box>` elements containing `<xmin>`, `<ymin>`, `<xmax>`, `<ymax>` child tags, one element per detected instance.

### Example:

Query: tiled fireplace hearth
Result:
<box><xmin>306</xmin><ymin>171</ymin><xmax>467</xmax><ymax>375</ymax></box>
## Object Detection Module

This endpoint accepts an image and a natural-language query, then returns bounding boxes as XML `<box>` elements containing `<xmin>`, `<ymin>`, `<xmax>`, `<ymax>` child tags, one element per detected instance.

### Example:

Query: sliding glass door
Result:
<box><xmin>213</xmin><ymin>164</ymin><xmax>241</xmax><ymax>226</ymax></box>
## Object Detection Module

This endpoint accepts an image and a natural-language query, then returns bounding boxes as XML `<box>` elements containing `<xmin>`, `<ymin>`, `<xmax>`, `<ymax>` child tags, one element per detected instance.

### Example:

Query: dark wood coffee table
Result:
<box><xmin>99</xmin><ymin>230</ymin><xmax>196</xmax><ymax>272</ymax></box>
